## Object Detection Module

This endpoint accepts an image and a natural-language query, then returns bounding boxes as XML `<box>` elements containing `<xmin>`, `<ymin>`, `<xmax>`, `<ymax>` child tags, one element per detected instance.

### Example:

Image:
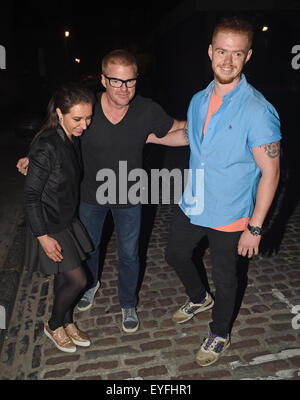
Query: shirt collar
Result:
<box><xmin>205</xmin><ymin>74</ymin><xmax>247</xmax><ymax>101</ymax></box>
<box><xmin>56</xmin><ymin>125</ymin><xmax>72</xmax><ymax>144</ymax></box>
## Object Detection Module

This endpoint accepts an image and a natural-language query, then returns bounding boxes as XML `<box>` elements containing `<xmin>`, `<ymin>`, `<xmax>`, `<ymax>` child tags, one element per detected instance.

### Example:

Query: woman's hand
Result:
<box><xmin>16</xmin><ymin>157</ymin><xmax>29</xmax><ymax>175</ymax></box>
<box><xmin>37</xmin><ymin>235</ymin><xmax>63</xmax><ymax>262</ymax></box>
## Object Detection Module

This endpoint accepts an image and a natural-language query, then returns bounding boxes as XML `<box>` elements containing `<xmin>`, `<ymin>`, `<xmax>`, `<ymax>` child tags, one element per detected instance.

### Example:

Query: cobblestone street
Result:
<box><xmin>0</xmin><ymin>188</ymin><xmax>300</xmax><ymax>381</ymax></box>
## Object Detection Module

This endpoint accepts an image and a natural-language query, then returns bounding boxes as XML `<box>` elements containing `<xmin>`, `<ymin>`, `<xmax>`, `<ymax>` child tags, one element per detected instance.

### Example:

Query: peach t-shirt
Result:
<box><xmin>203</xmin><ymin>91</ymin><xmax>249</xmax><ymax>232</ymax></box>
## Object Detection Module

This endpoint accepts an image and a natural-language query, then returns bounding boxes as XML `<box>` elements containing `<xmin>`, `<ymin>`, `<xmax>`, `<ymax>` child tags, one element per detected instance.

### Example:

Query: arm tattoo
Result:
<box><xmin>261</xmin><ymin>141</ymin><xmax>280</xmax><ymax>158</ymax></box>
<box><xmin>184</xmin><ymin>125</ymin><xmax>189</xmax><ymax>144</ymax></box>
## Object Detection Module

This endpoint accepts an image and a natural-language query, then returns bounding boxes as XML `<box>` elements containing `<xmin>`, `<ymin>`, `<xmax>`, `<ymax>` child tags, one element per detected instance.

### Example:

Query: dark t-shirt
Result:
<box><xmin>80</xmin><ymin>93</ymin><xmax>174</xmax><ymax>207</ymax></box>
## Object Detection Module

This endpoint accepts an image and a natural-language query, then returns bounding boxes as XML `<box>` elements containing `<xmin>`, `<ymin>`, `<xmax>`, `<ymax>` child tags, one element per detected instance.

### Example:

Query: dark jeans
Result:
<box><xmin>166</xmin><ymin>206</ymin><xmax>243</xmax><ymax>337</ymax></box>
<box><xmin>79</xmin><ymin>202</ymin><xmax>142</xmax><ymax>308</ymax></box>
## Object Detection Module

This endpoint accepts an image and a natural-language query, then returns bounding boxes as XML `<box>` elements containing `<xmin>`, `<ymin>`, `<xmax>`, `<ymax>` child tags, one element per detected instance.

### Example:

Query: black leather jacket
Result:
<box><xmin>24</xmin><ymin>127</ymin><xmax>82</xmax><ymax>237</ymax></box>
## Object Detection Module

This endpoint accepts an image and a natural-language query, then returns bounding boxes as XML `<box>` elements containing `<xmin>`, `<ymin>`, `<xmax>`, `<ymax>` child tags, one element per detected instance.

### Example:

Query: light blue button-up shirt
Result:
<box><xmin>180</xmin><ymin>74</ymin><xmax>281</xmax><ymax>227</ymax></box>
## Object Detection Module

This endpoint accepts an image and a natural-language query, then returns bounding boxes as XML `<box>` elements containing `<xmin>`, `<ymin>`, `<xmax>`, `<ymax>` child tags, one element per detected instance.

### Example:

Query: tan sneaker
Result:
<box><xmin>44</xmin><ymin>322</ymin><xmax>76</xmax><ymax>353</ymax></box>
<box><xmin>65</xmin><ymin>323</ymin><xmax>91</xmax><ymax>347</ymax></box>
<box><xmin>196</xmin><ymin>332</ymin><xmax>230</xmax><ymax>366</ymax></box>
<box><xmin>172</xmin><ymin>293</ymin><xmax>214</xmax><ymax>324</ymax></box>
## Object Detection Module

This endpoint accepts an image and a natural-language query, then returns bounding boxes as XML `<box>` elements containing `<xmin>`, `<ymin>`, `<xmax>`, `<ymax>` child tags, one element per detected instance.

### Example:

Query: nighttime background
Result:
<box><xmin>0</xmin><ymin>0</ymin><xmax>300</xmax><ymax>377</ymax></box>
<box><xmin>0</xmin><ymin>0</ymin><xmax>300</xmax><ymax>178</ymax></box>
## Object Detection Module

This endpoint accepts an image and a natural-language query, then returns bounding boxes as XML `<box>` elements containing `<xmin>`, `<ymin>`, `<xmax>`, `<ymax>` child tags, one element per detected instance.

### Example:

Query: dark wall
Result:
<box><xmin>0</xmin><ymin>2</ymin><xmax>15</xmax><ymax>112</ymax></box>
<box><xmin>154</xmin><ymin>10</ymin><xmax>300</xmax><ymax>118</ymax></box>
<box><xmin>154</xmin><ymin>13</ymin><xmax>212</xmax><ymax>120</ymax></box>
<box><xmin>151</xmin><ymin>9</ymin><xmax>300</xmax><ymax>174</ymax></box>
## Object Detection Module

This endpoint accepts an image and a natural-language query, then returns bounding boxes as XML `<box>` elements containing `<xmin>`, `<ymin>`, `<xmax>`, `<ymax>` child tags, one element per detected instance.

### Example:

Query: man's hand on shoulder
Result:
<box><xmin>16</xmin><ymin>157</ymin><xmax>29</xmax><ymax>176</ymax></box>
<box><xmin>146</xmin><ymin>120</ymin><xmax>189</xmax><ymax>147</ymax></box>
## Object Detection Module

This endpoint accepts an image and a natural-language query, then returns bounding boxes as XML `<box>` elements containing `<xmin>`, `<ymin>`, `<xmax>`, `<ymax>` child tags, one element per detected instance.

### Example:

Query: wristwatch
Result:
<box><xmin>247</xmin><ymin>224</ymin><xmax>262</xmax><ymax>236</ymax></box>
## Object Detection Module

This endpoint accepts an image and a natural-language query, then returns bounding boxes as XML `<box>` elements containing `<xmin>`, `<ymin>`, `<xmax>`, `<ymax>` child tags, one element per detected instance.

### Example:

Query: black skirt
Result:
<box><xmin>24</xmin><ymin>219</ymin><xmax>93</xmax><ymax>275</ymax></box>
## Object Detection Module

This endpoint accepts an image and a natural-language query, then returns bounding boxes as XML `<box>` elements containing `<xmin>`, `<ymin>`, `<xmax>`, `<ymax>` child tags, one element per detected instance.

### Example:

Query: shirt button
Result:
<box><xmin>201</xmin><ymin>162</ymin><xmax>204</xmax><ymax>166</ymax></box>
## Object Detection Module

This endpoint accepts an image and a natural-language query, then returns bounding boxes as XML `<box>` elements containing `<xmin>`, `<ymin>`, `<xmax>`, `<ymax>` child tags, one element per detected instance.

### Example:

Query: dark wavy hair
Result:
<box><xmin>32</xmin><ymin>82</ymin><xmax>96</xmax><ymax>143</ymax></box>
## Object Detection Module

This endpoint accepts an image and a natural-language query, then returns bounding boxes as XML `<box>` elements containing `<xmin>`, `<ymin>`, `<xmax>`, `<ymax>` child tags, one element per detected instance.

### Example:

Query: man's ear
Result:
<box><xmin>245</xmin><ymin>48</ymin><xmax>253</xmax><ymax>64</ymax></box>
<box><xmin>101</xmin><ymin>74</ymin><xmax>106</xmax><ymax>88</ymax></box>
<box><xmin>208</xmin><ymin>44</ymin><xmax>213</xmax><ymax>61</ymax></box>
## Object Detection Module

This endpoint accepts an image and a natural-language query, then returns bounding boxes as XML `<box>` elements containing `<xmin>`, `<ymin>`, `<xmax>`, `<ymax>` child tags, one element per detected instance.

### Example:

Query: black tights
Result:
<box><xmin>48</xmin><ymin>266</ymin><xmax>87</xmax><ymax>331</ymax></box>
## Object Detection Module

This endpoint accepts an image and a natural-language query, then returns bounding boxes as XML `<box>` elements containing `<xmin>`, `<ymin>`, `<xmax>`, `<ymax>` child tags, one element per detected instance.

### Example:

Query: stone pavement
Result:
<box><xmin>0</xmin><ymin>184</ymin><xmax>300</xmax><ymax>383</ymax></box>
<box><xmin>0</xmin><ymin>129</ymin><xmax>32</xmax><ymax>351</ymax></box>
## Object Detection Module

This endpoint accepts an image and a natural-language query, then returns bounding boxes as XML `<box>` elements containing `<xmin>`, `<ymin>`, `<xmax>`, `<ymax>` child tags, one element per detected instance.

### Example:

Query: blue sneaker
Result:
<box><xmin>77</xmin><ymin>281</ymin><xmax>100</xmax><ymax>312</ymax></box>
<box><xmin>121</xmin><ymin>308</ymin><xmax>139</xmax><ymax>333</ymax></box>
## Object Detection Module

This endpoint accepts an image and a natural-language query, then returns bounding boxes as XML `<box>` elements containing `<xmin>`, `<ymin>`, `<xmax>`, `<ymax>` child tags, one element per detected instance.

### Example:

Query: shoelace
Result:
<box><xmin>123</xmin><ymin>308</ymin><xmax>136</xmax><ymax>321</ymax></box>
<box><xmin>203</xmin><ymin>336</ymin><xmax>225</xmax><ymax>354</ymax></box>
<box><xmin>182</xmin><ymin>302</ymin><xmax>195</xmax><ymax>313</ymax></box>
<box><xmin>182</xmin><ymin>297</ymin><xmax>206</xmax><ymax>313</ymax></box>
<box><xmin>82</xmin><ymin>286</ymin><xmax>97</xmax><ymax>302</ymax></box>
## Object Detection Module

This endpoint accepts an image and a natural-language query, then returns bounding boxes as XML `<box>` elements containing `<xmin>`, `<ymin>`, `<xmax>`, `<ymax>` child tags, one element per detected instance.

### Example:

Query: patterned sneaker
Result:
<box><xmin>121</xmin><ymin>308</ymin><xmax>139</xmax><ymax>333</ymax></box>
<box><xmin>44</xmin><ymin>322</ymin><xmax>76</xmax><ymax>353</ymax></box>
<box><xmin>172</xmin><ymin>292</ymin><xmax>214</xmax><ymax>324</ymax></box>
<box><xmin>65</xmin><ymin>323</ymin><xmax>91</xmax><ymax>347</ymax></box>
<box><xmin>196</xmin><ymin>331</ymin><xmax>230</xmax><ymax>366</ymax></box>
<box><xmin>77</xmin><ymin>281</ymin><xmax>100</xmax><ymax>312</ymax></box>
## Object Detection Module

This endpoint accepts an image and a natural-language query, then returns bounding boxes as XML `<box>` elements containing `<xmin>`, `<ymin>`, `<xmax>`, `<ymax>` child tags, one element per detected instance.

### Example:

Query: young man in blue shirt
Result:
<box><xmin>149</xmin><ymin>16</ymin><xmax>281</xmax><ymax>366</ymax></box>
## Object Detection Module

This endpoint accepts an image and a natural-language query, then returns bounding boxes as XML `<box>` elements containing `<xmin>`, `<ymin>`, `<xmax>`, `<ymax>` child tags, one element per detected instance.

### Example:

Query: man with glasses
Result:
<box><xmin>17</xmin><ymin>49</ymin><xmax>184</xmax><ymax>333</ymax></box>
<box><xmin>77</xmin><ymin>49</ymin><xmax>185</xmax><ymax>333</ymax></box>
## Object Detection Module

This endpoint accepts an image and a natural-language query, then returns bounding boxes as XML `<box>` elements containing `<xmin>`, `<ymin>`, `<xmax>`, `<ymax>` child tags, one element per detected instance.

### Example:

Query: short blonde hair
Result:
<box><xmin>102</xmin><ymin>49</ymin><xmax>138</xmax><ymax>76</ymax></box>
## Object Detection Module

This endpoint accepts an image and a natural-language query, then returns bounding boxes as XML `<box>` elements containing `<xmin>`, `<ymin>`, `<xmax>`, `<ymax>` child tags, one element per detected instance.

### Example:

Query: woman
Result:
<box><xmin>24</xmin><ymin>82</ymin><xmax>95</xmax><ymax>353</ymax></box>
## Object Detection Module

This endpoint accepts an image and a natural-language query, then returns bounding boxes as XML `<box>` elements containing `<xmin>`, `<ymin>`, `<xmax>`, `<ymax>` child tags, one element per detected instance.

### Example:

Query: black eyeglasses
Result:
<box><xmin>104</xmin><ymin>76</ymin><xmax>137</xmax><ymax>88</ymax></box>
